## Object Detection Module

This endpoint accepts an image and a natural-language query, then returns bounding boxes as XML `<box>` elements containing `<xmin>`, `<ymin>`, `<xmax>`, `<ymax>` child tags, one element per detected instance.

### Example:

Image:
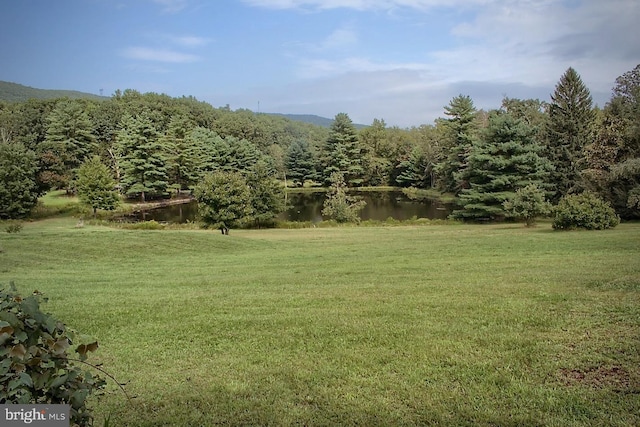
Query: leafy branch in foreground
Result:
<box><xmin>0</xmin><ymin>283</ymin><xmax>109</xmax><ymax>426</ymax></box>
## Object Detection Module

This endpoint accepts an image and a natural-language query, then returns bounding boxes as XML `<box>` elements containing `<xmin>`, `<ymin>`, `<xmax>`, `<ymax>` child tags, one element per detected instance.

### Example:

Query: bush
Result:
<box><xmin>321</xmin><ymin>172</ymin><xmax>366</xmax><ymax>223</ymax></box>
<box><xmin>552</xmin><ymin>192</ymin><xmax>620</xmax><ymax>230</ymax></box>
<box><xmin>0</xmin><ymin>283</ymin><xmax>106</xmax><ymax>426</ymax></box>
<box><xmin>4</xmin><ymin>221</ymin><xmax>23</xmax><ymax>233</ymax></box>
<box><xmin>503</xmin><ymin>184</ymin><xmax>551</xmax><ymax>227</ymax></box>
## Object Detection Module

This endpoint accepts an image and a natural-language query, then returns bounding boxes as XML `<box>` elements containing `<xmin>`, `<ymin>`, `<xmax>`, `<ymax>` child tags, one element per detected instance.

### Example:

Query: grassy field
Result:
<box><xmin>1</xmin><ymin>218</ymin><xmax>639</xmax><ymax>426</ymax></box>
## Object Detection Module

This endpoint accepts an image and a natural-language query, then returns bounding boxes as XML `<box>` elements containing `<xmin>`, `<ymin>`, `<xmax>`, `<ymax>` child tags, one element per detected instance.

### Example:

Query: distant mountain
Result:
<box><xmin>0</xmin><ymin>81</ymin><xmax>106</xmax><ymax>102</ymax></box>
<box><xmin>268</xmin><ymin>113</ymin><xmax>367</xmax><ymax>129</ymax></box>
<box><xmin>0</xmin><ymin>82</ymin><xmax>368</xmax><ymax>129</ymax></box>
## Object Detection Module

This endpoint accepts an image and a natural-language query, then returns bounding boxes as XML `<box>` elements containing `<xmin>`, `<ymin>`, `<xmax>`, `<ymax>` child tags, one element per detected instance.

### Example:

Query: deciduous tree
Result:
<box><xmin>193</xmin><ymin>171</ymin><xmax>253</xmax><ymax>233</ymax></box>
<box><xmin>76</xmin><ymin>156</ymin><xmax>119</xmax><ymax>218</ymax></box>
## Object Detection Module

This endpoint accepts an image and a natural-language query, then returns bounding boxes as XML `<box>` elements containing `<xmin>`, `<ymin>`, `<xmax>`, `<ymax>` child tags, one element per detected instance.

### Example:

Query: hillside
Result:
<box><xmin>269</xmin><ymin>113</ymin><xmax>367</xmax><ymax>129</ymax></box>
<box><xmin>0</xmin><ymin>81</ymin><xmax>106</xmax><ymax>102</ymax></box>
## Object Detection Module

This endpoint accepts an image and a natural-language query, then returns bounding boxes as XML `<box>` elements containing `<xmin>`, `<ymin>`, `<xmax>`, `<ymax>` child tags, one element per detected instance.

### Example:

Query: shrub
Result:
<box><xmin>321</xmin><ymin>172</ymin><xmax>366</xmax><ymax>223</ymax></box>
<box><xmin>0</xmin><ymin>283</ymin><xmax>106</xmax><ymax>426</ymax></box>
<box><xmin>121</xmin><ymin>220</ymin><xmax>165</xmax><ymax>230</ymax></box>
<box><xmin>4</xmin><ymin>221</ymin><xmax>23</xmax><ymax>234</ymax></box>
<box><xmin>503</xmin><ymin>184</ymin><xmax>552</xmax><ymax>227</ymax></box>
<box><xmin>552</xmin><ymin>192</ymin><xmax>620</xmax><ymax>230</ymax></box>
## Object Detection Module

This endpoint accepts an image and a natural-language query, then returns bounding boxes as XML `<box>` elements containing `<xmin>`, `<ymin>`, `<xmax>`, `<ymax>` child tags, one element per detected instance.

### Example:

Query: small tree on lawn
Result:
<box><xmin>76</xmin><ymin>156</ymin><xmax>119</xmax><ymax>218</ymax></box>
<box><xmin>322</xmin><ymin>172</ymin><xmax>366</xmax><ymax>223</ymax></box>
<box><xmin>193</xmin><ymin>171</ymin><xmax>253</xmax><ymax>234</ymax></box>
<box><xmin>246</xmin><ymin>161</ymin><xmax>285</xmax><ymax>227</ymax></box>
<box><xmin>503</xmin><ymin>184</ymin><xmax>551</xmax><ymax>227</ymax></box>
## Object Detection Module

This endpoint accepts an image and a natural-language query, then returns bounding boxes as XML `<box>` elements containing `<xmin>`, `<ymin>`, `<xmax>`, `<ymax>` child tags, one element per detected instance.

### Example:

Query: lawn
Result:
<box><xmin>1</xmin><ymin>218</ymin><xmax>639</xmax><ymax>426</ymax></box>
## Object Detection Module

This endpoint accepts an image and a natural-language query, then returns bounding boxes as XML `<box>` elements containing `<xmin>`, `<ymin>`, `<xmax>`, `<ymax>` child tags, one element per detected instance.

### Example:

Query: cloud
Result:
<box><xmin>222</xmin><ymin>0</ymin><xmax>638</xmax><ymax>126</ymax></box>
<box><xmin>121</xmin><ymin>47</ymin><xmax>200</xmax><ymax>63</ymax></box>
<box><xmin>151</xmin><ymin>0</ymin><xmax>189</xmax><ymax>13</ymax></box>
<box><xmin>153</xmin><ymin>34</ymin><xmax>212</xmax><ymax>48</ymax></box>
<box><xmin>321</xmin><ymin>27</ymin><xmax>358</xmax><ymax>50</ymax></box>
<box><xmin>241</xmin><ymin>0</ymin><xmax>487</xmax><ymax>11</ymax></box>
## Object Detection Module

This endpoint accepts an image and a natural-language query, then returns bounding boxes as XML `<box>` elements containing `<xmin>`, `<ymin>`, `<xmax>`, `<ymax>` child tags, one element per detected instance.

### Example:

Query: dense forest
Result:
<box><xmin>1</xmin><ymin>64</ymin><xmax>639</xmax><ymax>221</ymax></box>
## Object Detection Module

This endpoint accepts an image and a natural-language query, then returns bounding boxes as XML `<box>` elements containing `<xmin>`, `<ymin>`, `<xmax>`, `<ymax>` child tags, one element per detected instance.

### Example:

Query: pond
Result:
<box><xmin>130</xmin><ymin>191</ymin><xmax>453</xmax><ymax>223</ymax></box>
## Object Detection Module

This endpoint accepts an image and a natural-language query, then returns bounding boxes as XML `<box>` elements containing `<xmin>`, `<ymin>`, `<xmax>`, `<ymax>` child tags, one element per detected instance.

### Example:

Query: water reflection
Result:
<box><xmin>132</xmin><ymin>191</ymin><xmax>452</xmax><ymax>223</ymax></box>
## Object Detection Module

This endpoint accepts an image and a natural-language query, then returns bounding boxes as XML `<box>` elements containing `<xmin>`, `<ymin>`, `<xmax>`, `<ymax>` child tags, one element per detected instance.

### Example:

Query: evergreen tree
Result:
<box><xmin>117</xmin><ymin>113</ymin><xmax>168</xmax><ymax>202</ymax></box>
<box><xmin>75</xmin><ymin>156</ymin><xmax>119</xmax><ymax>218</ymax></box>
<box><xmin>0</xmin><ymin>141</ymin><xmax>39</xmax><ymax>219</ymax></box>
<box><xmin>546</xmin><ymin>67</ymin><xmax>595</xmax><ymax>201</ymax></box>
<box><xmin>163</xmin><ymin>115</ymin><xmax>202</xmax><ymax>193</ymax></box>
<box><xmin>452</xmin><ymin>113</ymin><xmax>553</xmax><ymax>221</ymax></box>
<box><xmin>285</xmin><ymin>139</ymin><xmax>317</xmax><ymax>186</ymax></box>
<box><xmin>321</xmin><ymin>113</ymin><xmax>363</xmax><ymax>186</ymax></box>
<box><xmin>435</xmin><ymin>95</ymin><xmax>478</xmax><ymax>194</ymax></box>
<box><xmin>321</xmin><ymin>172</ymin><xmax>366</xmax><ymax>223</ymax></box>
<box><xmin>395</xmin><ymin>146</ymin><xmax>431</xmax><ymax>188</ymax></box>
<box><xmin>43</xmin><ymin>99</ymin><xmax>96</xmax><ymax>189</ymax></box>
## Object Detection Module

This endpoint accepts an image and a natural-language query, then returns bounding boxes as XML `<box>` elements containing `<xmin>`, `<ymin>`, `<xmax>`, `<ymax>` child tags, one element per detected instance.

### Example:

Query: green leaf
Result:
<box><xmin>49</xmin><ymin>373</ymin><xmax>69</xmax><ymax>389</ymax></box>
<box><xmin>18</xmin><ymin>372</ymin><xmax>33</xmax><ymax>388</ymax></box>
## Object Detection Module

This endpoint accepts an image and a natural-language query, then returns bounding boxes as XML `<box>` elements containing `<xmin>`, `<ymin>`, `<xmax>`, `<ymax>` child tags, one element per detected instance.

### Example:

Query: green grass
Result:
<box><xmin>1</xmin><ymin>218</ymin><xmax>639</xmax><ymax>426</ymax></box>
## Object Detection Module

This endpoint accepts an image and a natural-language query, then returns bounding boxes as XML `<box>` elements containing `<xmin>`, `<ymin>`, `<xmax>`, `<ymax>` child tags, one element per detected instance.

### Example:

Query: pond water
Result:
<box><xmin>131</xmin><ymin>191</ymin><xmax>453</xmax><ymax>223</ymax></box>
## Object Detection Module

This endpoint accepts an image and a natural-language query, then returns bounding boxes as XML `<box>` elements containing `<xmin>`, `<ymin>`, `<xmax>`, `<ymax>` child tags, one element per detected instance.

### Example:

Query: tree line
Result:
<box><xmin>1</xmin><ymin>64</ymin><xmax>639</xmax><ymax>222</ymax></box>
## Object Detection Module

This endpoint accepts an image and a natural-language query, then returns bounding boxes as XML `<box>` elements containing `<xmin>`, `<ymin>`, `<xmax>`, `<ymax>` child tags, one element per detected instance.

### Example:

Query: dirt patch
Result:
<box><xmin>557</xmin><ymin>366</ymin><xmax>635</xmax><ymax>390</ymax></box>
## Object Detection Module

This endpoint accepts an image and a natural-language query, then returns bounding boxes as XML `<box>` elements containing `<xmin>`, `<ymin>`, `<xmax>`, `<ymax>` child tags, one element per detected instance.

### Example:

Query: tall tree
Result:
<box><xmin>321</xmin><ymin>113</ymin><xmax>363</xmax><ymax>186</ymax></box>
<box><xmin>117</xmin><ymin>113</ymin><xmax>168</xmax><ymax>202</ymax></box>
<box><xmin>162</xmin><ymin>114</ymin><xmax>201</xmax><ymax>193</ymax></box>
<box><xmin>585</xmin><ymin>64</ymin><xmax>640</xmax><ymax>218</ymax></box>
<box><xmin>435</xmin><ymin>95</ymin><xmax>478</xmax><ymax>194</ymax></box>
<box><xmin>546</xmin><ymin>67</ymin><xmax>595</xmax><ymax>201</ymax></box>
<box><xmin>43</xmin><ymin>99</ymin><xmax>96</xmax><ymax>189</ymax></box>
<box><xmin>359</xmin><ymin>118</ymin><xmax>392</xmax><ymax>185</ymax></box>
<box><xmin>452</xmin><ymin>112</ymin><xmax>553</xmax><ymax>221</ymax></box>
<box><xmin>0</xmin><ymin>141</ymin><xmax>39</xmax><ymax>219</ymax></box>
<box><xmin>285</xmin><ymin>139</ymin><xmax>317</xmax><ymax>186</ymax></box>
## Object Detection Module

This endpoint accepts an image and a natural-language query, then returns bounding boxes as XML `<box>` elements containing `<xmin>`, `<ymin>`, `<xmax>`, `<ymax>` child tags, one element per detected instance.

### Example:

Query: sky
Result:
<box><xmin>1</xmin><ymin>0</ymin><xmax>639</xmax><ymax>127</ymax></box>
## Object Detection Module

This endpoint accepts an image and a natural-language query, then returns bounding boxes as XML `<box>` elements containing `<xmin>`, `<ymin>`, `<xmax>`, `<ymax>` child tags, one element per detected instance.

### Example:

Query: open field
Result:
<box><xmin>1</xmin><ymin>218</ymin><xmax>639</xmax><ymax>426</ymax></box>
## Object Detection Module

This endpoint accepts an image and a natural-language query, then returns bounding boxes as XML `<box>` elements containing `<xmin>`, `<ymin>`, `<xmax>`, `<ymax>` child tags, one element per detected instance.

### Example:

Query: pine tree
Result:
<box><xmin>435</xmin><ymin>95</ymin><xmax>478</xmax><ymax>194</ymax></box>
<box><xmin>43</xmin><ymin>99</ymin><xmax>96</xmax><ymax>188</ymax></box>
<box><xmin>321</xmin><ymin>113</ymin><xmax>363</xmax><ymax>186</ymax></box>
<box><xmin>163</xmin><ymin>115</ymin><xmax>202</xmax><ymax>193</ymax></box>
<box><xmin>285</xmin><ymin>139</ymin><xmax>317</xmax><ymax>186</ymax></box>
<box><xmin>546</xmin><ymin>67</ymin><xmax>595</xmax><ymax>201</ymax></box>
<box><xmin>452</xmin><ymin>112</ymin><xmax>553</xmax><ymax>221</ymax></box>
<box><xmin>117</xmin><ymin>113</ymin><xmax>168</xmax><ymax>202</ymax></box>
<box><xmin>0</xmin><ymin>141</ymin><xmax>39</xmax><ymax>219</ymax></box>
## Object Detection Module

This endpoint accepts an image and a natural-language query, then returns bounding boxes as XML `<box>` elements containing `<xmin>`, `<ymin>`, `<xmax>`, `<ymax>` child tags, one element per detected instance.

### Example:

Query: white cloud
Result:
<box><xmin>121</xmin><ymin>47</ymin><xmax>200</xmax><ymax>63</ymax></box>
<box><xmin>241</xmin><ymin>0</ymin><xmax>488</xmax><ymax>11</ymax></box>
<box><xmin>151</xmin><ymin>0</ymin><xmax>189</xmax><ymax>13</ymax></box>
<box><xmin>164</xmin><ymin>35</ymin><xmax>212</xmax><ymax>48</ymax></box>
<box><xmin>225</xmin><ymin>0</ymin><xmax>639</xmax><ymax>126</ymax></box>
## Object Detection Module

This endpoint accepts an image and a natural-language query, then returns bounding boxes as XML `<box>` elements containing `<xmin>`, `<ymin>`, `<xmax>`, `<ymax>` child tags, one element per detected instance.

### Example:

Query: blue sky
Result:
<box><xmin>1</xmin><ymin>0</ymin><xmax>639</xmax><ymax>127</ymax></box>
